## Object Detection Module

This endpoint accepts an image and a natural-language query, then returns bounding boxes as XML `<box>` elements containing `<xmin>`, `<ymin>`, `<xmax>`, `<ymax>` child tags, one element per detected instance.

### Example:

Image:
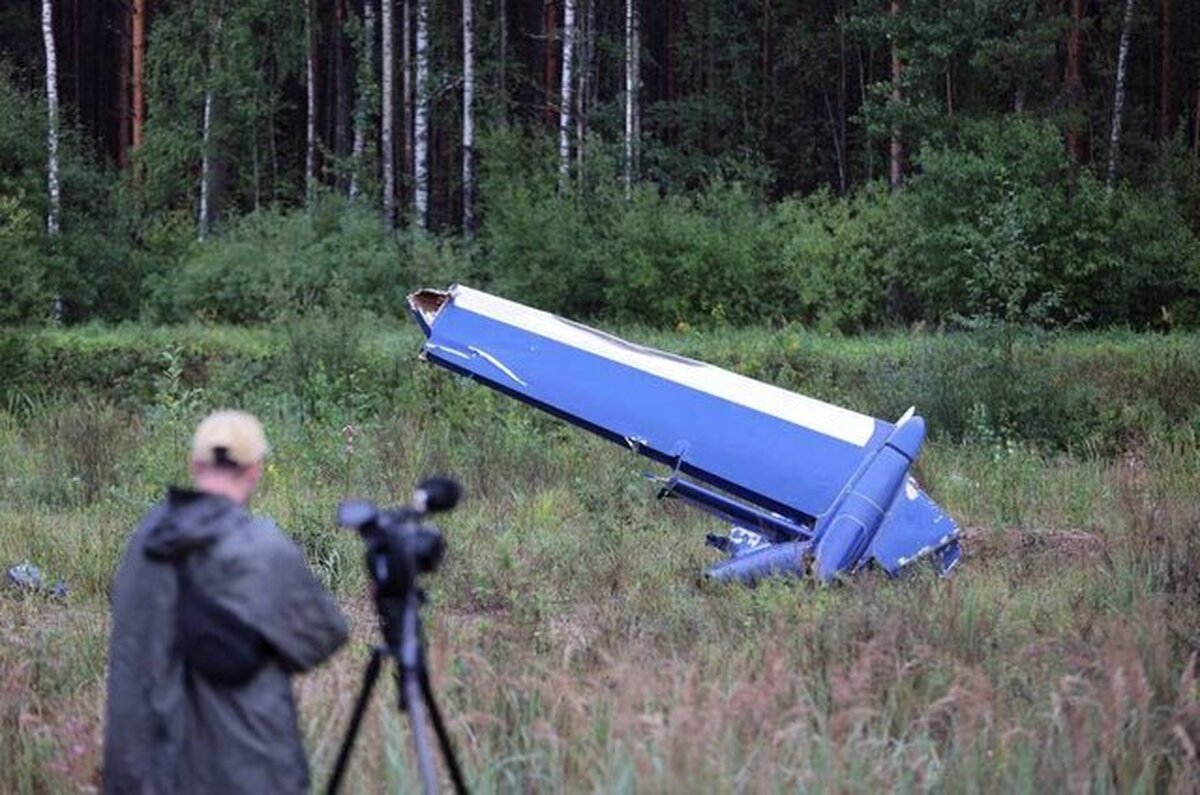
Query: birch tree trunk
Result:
<box><xmin>1106</xmin><ymin>0</ymin><xmax>1136</xmax><ymax>192</ymax></box>
<box><xmin>382</xmin><ymin>0</ymin><xmax>396</xmax><ymax>225</ymax></box>
<box><xmin>462</xmin><ymin>0</ymin><xmax>476</xmax><ymax>232</ymax></box>
<box><xmin>889</xmin><ymin>0</ymin><xmax>904</xmax><ymax>192</ymax></box>
<box><xmin>199</xmin><ymin>12</ymin><xmax>224</xmax><ymax>242</ymax></box>
<box><xmin>42</xmin><ymin>0</ymin><xmax>61</xmax><ymax>237</ymax></box>
<box><xmin>414</xmin><ymin>0</ymin><xmax>429</xmax><ymax>228</ymax></box>
<box><xmin>306</xmin><ymin>0</ymin><xmax>318</xmax><ymax>203</ymax></box>
<box><xmin>623</xmin><ymin>0</ymin><xmax>637</xmax><ymax>198</ymax></box>
<box><xmin>575</xmin><ymin>0</ymin><xmax>593</xmax><ymax>187</ymax></box>
<box><xmin>350</xmin><ymin>0</ymin><xmax>375</xmax><ymax>199</ymax></box>
<box><xmin>557</xmin><ymin>0</ymin><xmax>576</xmax><ymax>195</ymax></box>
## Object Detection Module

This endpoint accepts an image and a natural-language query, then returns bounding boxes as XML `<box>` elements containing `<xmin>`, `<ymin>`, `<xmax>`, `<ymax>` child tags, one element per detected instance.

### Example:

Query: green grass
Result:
<box><xmin>1</xmin><ymin>322</ymin><xmax>1198</xmax><ymax>792</ymax></box>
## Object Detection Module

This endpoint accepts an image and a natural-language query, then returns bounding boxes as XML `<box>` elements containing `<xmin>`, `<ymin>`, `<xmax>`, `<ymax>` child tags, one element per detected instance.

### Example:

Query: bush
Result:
<box><xmin>0</xmin><ymin>67</ymin><xmax>143</xmax><ymax>323</ymax></box>
<box><xmin>903</xmin><ymin>118</ymin><xmax>1200</xmax><ymax>328</ymax></box>
<box><xmin>146</xmin><ymin>196</ymin><xmax>470</xmax><ymax>324</ymax></box>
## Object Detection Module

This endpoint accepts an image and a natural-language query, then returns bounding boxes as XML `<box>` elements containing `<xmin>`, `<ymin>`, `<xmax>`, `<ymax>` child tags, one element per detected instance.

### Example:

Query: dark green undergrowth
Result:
<box><xmin>2</xmin><ymin>320</ymin><xmax>1197</xmax><ymax>456</ymax></box>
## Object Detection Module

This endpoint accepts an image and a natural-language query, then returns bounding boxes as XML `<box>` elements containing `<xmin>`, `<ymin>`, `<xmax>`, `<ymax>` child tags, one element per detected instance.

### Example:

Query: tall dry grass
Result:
<box><xmin>0</xmin><ymin>358</ymin><xmax>1198</xmax><ymax>792</ymax></box>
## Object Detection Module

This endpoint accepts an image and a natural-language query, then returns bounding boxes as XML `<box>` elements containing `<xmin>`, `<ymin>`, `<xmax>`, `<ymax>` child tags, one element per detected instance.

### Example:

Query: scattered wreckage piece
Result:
<box><xmin>407</xmin><ymin>285</ymin><xmax>961</xmax><ymax>584</ymax></box>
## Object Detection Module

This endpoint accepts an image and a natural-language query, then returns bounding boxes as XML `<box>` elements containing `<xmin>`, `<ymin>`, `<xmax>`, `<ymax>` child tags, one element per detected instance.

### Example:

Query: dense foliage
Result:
<box><xmin>1</xmin><ymin>0</ymin><xmax>1199</xmax><ymax>328</ymax></box>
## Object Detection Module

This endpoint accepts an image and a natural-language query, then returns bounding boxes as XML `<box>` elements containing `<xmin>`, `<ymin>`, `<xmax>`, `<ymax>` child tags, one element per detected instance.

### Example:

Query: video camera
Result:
<box><xmin>328</xmin><ymin>476</ymin><xmax>468</xmax><ymax>795</ymax></box>
<box><xmin>336</xmin><ymin>477</ymin><xmax>461</xmax><ymax>598</ymax></box>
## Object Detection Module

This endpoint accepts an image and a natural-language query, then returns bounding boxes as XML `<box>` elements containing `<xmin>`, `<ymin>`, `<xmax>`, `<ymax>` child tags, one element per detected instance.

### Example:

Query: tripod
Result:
<box><xmin>326</xmin><ymin>579</ymin><xmax>468</xmax><ymax>795</ymax></box>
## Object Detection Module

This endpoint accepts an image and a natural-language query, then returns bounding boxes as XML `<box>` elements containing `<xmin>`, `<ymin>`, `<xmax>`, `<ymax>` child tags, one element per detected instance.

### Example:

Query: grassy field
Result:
<box><xmin>1</xmin><ymin>322</ymin><xmax>1198</xmax><ymax>792</ymax></box>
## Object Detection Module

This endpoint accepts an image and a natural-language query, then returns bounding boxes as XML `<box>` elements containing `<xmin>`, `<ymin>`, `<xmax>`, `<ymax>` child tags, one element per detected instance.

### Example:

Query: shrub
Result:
<box><xmin>147</xmin><ymin>196</ymin><xmax>470</xmax><ymax>324</ymax></box>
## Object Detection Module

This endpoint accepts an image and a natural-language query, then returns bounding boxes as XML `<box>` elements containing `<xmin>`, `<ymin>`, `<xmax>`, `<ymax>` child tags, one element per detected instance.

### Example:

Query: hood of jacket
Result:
<box><xmin>143</xmin><ymin>487</ymin><xmax>243</xmax><ymax>562</ymax></box>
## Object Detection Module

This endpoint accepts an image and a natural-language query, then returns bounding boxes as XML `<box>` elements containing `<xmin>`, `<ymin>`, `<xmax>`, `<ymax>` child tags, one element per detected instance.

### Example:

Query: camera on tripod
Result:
<box><xmin>327</xmin><ymin>476</ymin><xmax>469</xmax><ymax>795</ymax></box>
<box><xmin>336</xmin><ymin>477</ymin><xmax>461</xmax><ymax>598</ymax></box>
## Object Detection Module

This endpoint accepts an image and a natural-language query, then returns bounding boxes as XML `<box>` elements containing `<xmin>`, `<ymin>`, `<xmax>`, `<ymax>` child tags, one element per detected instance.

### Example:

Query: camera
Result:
<box><xmin>336</xmin><ymin>477</ymin><xmax>461</xmax><ymax>598</ymax></box>
<box><xmin>328</xmin><ymin>476</ymin><xmax>469</xmax><ymax>795</ymax></box>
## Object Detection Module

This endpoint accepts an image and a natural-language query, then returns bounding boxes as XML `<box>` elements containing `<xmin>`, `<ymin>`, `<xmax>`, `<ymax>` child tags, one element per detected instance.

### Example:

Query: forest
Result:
<box><xmin>4</xmin><ymin>3</ymin><xmax>1200</xmax><ymax>792</ymax></box>
<box><xmin>1</xmin><ymin>0</ymin><xmax>1199</xmax><ymax>330</ymax></box>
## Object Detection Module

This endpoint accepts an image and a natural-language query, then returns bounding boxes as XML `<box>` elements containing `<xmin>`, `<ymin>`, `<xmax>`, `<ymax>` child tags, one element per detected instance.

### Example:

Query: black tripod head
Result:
<box><xmin>337</xmin><ymin>477</ymin><xmax>462</xmax><ymax>599</ymax></box>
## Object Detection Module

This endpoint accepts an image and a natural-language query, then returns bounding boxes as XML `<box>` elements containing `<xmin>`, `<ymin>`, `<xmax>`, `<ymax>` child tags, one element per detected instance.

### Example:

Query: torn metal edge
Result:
<box><xmin>406</xmin><ymin>286</ymin><xmax>456</xmax><ymax>335</ymax></box>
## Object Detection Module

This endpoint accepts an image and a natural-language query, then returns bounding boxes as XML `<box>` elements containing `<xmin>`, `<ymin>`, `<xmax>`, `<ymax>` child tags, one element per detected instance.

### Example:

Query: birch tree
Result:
<box><xmin>575</xmin><ymin>0</ymin><xmax>595</xmax><ymax>188</ymax></box>
<box><xmin>350</xmin><ymin>0</ymin><xmax>375</xmax><ymax>199</ymax></box>
<box><xmin>414</xmin><ymin>0</ymin><xmax>429</xmax><ymax>227</ymax></box>
<box><xmin>382</xmin><ymin>0</ymin><xmax>396</xmax><ymax>225</ymax></box>
<box><xmin>557</xmin><ymin>0</ymin><xmax>576</xmax><ymax>195</ymax></box>
<box><xmin>1105</xmin><ymin>0</ymin><xmax>1136</xmax><ymax>191</ymax></box>
<box><xmin>41</xmin><ymin>0</ymin><xmax>61</xmax><ymax>236</ymax></box>
<box><xmin>198</xmin><ymin>9</ymin><xmax>224</xmax><ymax>242</ymax></box>
<box><xmin>623</xmin><ymin>0</ymin><xmax>638</xmax><ymax>197</ymax></box>
<box><xmin>462</xmin><ymin>0</ymin><xmax>476</xmax><ymax>232</ymax></box>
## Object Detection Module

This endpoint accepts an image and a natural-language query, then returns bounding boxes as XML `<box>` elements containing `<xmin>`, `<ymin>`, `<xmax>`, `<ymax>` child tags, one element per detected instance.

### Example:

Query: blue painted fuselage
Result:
<box><xmin>408</xmin><ymin>285</ymin><xmax>961</xmax><ymax>583</ymax></box>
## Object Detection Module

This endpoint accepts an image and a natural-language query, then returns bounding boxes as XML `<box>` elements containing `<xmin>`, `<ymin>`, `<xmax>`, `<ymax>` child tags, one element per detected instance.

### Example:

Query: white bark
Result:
<box><xmin>198</xmin><ymin>12</ymin><xmax>222</xmax><ymax>242</ymax></box>
<box><xmin>557</xmin><ymin>0</ymin><xmax>576</xmax><ymax>194</ymax></box>
<box><xmin>1106</xmin><ymin>0</ymin><xmax>1137</xmax><ymax>192</ymax></box>
<box><xmin>199</xmin><ymin>88</ymin><xmax>214</xmax><ymax>241</ymax></box>
<box><xmin>462</xmin><ymin>0</ymin><xmax>476</xmax><ymax>231</ymax></box>
<box><xmin>305</xmin><ymin>0</ymin><xmax>318</xmax><ymax>203</ymax></box>
<box><xmin>414</xmin><ymin>0</ymin><xmax>430</xmax><ymax>227</ymax></box>
<box><xmin>41</xmin><ymin>0</ymin><xmax>60</xmax><ymax>237</ymax></box>
<box><xmin>382</xmin><ymin>0</ymin><xmax>395</xmax><ymax>225</ymax></box>
<box><xmin>350</xmin><ymin>0</ymin><xmax>375</xmax><ymax>199</ymax></box>
<box><xmin>623</xmin><ymin>0</ymin><xmax>637</xmax><ymax>198</ymax></box>
<box><xmin>575</xmin><ymin>0</ymin><xmax>595</xmax><ymax>185</ymax></box>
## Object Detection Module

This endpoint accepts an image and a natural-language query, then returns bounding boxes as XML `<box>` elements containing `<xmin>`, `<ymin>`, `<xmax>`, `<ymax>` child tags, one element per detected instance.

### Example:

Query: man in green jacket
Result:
<box><xmin>104</xmin><ymin>410</ymin><xmax>348</xmax><ymax>794</ymax></box>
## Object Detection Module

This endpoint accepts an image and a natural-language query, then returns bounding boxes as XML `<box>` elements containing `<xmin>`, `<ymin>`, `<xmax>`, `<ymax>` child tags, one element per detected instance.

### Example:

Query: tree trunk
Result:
<box><xmin>414</xmin><ymin>0</ymin><xmax>429</xmax><ymax>227</ymax></box>
<box><xmin>118</xmin><ymin>1</ymin><xmax>131</xmax><ymax>168</ymax></box>
<box><xmin>837</xmin><ymin>0</ymin><xmax>848</xmax><ymax>193</ymax></box>
<box><xmin>402</xmin><ymin>0</ymin><xmax>412</xmax><ymax>212</ymax></box>
<box><xmin>889</xmin><ymin>0</ymin><xmax>903</xmax><ymax>192</ymax></box>
<box><xmin>381</xmin><ymin>0</ymin><xmax>395</xmax><ymax>225</ymax></box>
<box><xmin>1106</xmin><ymin>0</ymin><xmax>1135</xmax><ymax>192</ymax></box>
<box><xmin>306</xmin><ymin>0</ymin><xmax>319</xmax><ymax>203</ymax></box>
<box><xmin>624</xmin><ymin>0</ymin><xmax>637</xmax><ymax>197</ymax></box>
<box><xmin>544</xmin><ymin>1</ymin><xmax>558</xmax><ymax>127</ymax></box>
<box><xmin>199</xmin><ymin>87</ymin><xmax>215</xmax><ymax>241</ymax></box>
<box><xmin>1065</xmin><ymin>0</ymin><xmax>1086</xmax><ymax>162</ymax></box>
<box><xmin>350</xmin><ymin>0</ymin><xmax>375</xmax><ymax>199</ymax></box>
<box><xmin>498</xmin><ymin>0</ymin><xmax>507</xmax><ymax>120</ymax></box>
<box><xmin>42</xmin><ymin>0</ymin><xmax>61</xmax><ymax>237</ymax></box>
<box><xmin>1159</xmin><ymin>0</ymin><xmax>1173</xmax><ymax>139</ymax></box>
<box><xmin>335</xmin><ymin>0</ymin><xmax>352</xmax><ymax>178</ymax></box>
<box><xmin>575</xmin><ymin>0</ymin><xmax>594</xmax><ymax>189</ymax></box>
<box><xmin>132</xmin><ymin>0</ymin><xmax>145</xmax><ymax>152</ymax></box>
<box><xmin>557</xmin><ymin>0</ymin><xmax>575</xmax><ymax>195</ymax></box>
<box><xmin>463</xmin><ymin>0</ymin><xmax>476</xmax><ymax>232</ymax></box>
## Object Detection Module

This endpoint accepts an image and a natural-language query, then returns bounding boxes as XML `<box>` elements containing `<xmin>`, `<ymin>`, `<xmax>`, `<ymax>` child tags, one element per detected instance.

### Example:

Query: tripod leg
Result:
<box><xmin>420</xmin><ymin>669</ymin><xmax>469</xmax><ymax>795</ymax></box>
<box><xmin>402</xmin><ymin>668</ymin><xmax>441</xmax><ymax>795</ymax></box>
<box><xmin>326</xmin><ymin>648</ymin><xmax>385</xmax><ymax>795</ymax></box>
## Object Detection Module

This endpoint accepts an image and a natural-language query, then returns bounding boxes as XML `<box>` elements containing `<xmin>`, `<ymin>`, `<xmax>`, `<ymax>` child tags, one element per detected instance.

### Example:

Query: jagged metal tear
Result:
<box><xmin>407</xmin><ymin>285</ymin><xmax>961</xmax><ymax>584</ymax></box>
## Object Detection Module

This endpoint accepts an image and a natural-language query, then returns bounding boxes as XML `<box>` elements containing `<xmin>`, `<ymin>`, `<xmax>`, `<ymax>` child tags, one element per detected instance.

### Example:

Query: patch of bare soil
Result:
<box><xmin>959</xmin><ymin>526</ymin><xmax>1107</xmax><ymax>561</ymax></box>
